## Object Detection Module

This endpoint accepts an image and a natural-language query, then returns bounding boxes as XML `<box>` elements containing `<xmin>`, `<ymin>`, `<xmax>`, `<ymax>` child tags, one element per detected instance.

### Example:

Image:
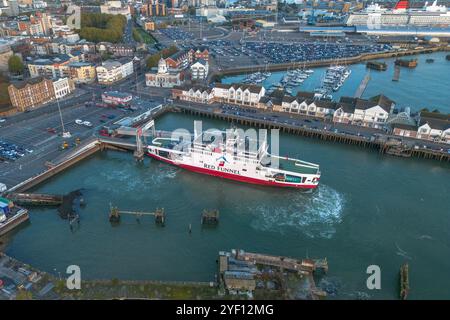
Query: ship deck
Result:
<box><xmin>277</xmin><ymin>158</ymin><xmax>320</xmax><ymax>175</ymax></box>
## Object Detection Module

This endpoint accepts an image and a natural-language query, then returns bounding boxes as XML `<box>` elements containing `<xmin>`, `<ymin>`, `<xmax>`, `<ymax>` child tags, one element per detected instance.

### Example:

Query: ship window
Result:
<box><xmin>242</xmin><ymin>169</ymin><xmax>247</xmax><ymax>172</ymax></box>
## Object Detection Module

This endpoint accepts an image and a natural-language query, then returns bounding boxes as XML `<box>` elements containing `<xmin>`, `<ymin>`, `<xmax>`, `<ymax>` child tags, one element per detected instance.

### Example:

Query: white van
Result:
<box><xmin>0</xmin><ymin>182</ymin><xmax>7</xmax><ymax>193</ymax></box>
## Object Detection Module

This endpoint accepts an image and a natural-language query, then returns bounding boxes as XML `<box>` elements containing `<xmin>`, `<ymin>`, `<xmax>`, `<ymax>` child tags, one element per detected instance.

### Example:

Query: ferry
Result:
<box><xmin>146</xmin><ymin>129</ymin><xmax>321</xmax><ymax>189</ymax></box>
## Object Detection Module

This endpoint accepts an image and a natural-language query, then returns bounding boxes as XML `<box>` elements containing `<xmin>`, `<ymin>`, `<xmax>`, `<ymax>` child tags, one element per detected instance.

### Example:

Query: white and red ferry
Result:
<box><xmin>146</xmin><ymin>129</ymin><xmax>321</xmax><ymax>189</ymax></box>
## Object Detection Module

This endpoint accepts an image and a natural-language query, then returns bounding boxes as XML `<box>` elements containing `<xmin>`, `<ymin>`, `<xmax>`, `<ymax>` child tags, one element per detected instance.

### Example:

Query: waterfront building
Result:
<box><xmin>334</xmin><ymin>95</ymin><xmax>395</xmax><ymax>128</ymax></box>
<box><xmin>101</xmin><ymin>91</ymin><xmax>133</xmax><ymax>106</ymax></box>
<box><xmin>52</xmin><ymin>77</ymin><xmax>75</xmax><ymax>99</ymax></box>
<box><xmin>172</xmin><ymin>85</ymin><xmax>214</xmax><ymax>104</ymax></box>
<box><xmin>68</xmin><ymin>62</ymin><xmax>97</xmax><ymax>84</ymax></box>
<box><xmin>392</xmin><ymin>123</ymin><xmax>419</xmax><ymax>138</ymax></box>
<box><xmin>8</xmin><ymin>77</ymin><xmax>55</xmax><ymax>111</ymax></box>
<box><xmin>212</xmin><ymin>83</ymin><xmax>265</xmax><ymax>107</ymax></box>
<box><xmin>96</xmin><ymin>58</ymin><xmax>134</xmax><ymax>85</ymax></box>
<box><xmin>146</xmin><ymin>58</ymin><xmax>184</xmax><ymax>88</ymax></box>
<box><xmin>190</xmin><ymin>59</ymin><xmax>209</xmax><ymax>80</ymax></box>
<box><xmin>416</xmin><ymin>111</ymin><xmax>450</xmax><ymax>143</ymax></box>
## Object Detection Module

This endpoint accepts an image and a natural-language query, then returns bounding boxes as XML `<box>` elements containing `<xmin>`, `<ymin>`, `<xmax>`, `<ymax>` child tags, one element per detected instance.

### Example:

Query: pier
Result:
<box><xmin>219</xmin><ymin>249</ymin><xmax>328</xmax><ymax>299</ymax></box>
<box><xmin>201</xmin><ymin>209</ymin><xmax>219</xmax><ymax>225</ymax></box>
<box><xmin>354</xmin><ymin>71</ymin><xmax>371</xmax><ymax>98</ymax></box>
<box><xmin>209</xmin><ymin>46</ymin><xmax>449</xmax><ymax>80</ymax></box>
<box><xmin>109</xmin><ymin>205</ymin><xmax>166</xmax><ymax>225</ymax></box>
<box><xmin>393</xmin><ymin>65</ymin><xmax>401</xmax><ymax>81</ymax></box>
<box><xmin>175</xmin><ymin>103</ymin><xmax>450</xmax><ymax>163</ymax></box>
<box><xmin>4</xmin><ymin>193</ymin><xmax>63</xmax><ymax>206</ymax></box>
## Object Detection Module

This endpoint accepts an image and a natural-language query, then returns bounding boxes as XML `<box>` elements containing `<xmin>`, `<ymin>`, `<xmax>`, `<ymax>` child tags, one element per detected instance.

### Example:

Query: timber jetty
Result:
<box><xmin>175</xmin><ymin>103</ymin><xmax>450</xmax><ymax>163</ymax></box>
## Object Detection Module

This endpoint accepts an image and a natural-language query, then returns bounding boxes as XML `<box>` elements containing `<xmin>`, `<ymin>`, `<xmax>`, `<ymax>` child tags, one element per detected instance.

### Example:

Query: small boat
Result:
<box><xmin>426</xmin><ymin>58</ymin><xmax>434</xmax><ymax>63</ymax></box>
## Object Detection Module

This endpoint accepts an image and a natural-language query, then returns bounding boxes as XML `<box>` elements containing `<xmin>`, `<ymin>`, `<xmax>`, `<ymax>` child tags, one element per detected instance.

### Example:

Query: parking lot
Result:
<box><xmin>0</xmin><ymin>94</ymin><xmax>162</xmax><ymax>187</ymax></box>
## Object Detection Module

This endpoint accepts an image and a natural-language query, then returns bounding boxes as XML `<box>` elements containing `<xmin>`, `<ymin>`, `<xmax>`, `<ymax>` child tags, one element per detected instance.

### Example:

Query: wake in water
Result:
<box><xmin>244</xmin><ymin>184</ymin><xmax>345</xmax><ymax>239</ymax></box>
<box><xmin>87</xmin><ymin>161</ymin><xmax>178</xmax><ymax>194</ymax></box>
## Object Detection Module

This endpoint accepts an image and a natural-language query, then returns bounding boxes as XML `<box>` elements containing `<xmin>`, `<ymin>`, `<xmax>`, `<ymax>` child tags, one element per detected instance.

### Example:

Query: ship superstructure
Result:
<box><xmin>346</xmin><ymin>1</ymin><xmax>450</xmax><ymax>27</ymax></box>
<box><xmin>146</xmin><ymin>129</ymin><xmax>321</xmax><ymax>189</ymax></box>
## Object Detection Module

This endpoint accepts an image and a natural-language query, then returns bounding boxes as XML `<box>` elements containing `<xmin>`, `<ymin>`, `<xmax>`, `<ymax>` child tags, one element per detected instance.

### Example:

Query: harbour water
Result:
<box><xmin>2</xmin><ymin>113</ymin><xmax>450</xmax><ymax>299</ymax></box>
<box><xmin>222</xmin><ymin>51</ymin><xmax>450</xmax><ymax>113</ymax></box>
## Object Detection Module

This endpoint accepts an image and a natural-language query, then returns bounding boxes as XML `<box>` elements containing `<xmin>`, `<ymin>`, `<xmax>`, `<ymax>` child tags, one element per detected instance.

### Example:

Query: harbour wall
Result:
<box><xmin>7</xmin><ymin>102</ymin><xmax>449</xmax><ymax>194</ymax></box>
<box><xmin>173</xmin><ymin>103</ymin><xmax>450</xmax><ymax>163</ymax></box>
<box><xmin>211</xmin><ymin>46</ymin><xmax>450</xmax><ymax>78</ymax></box>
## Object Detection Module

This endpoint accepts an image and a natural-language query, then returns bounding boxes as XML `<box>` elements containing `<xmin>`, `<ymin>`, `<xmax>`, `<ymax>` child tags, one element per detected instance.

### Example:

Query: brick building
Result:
<box><xmin>8</xmin><ymin>77</ymin><xmax>55</xmax><ymax>111</ymax></box>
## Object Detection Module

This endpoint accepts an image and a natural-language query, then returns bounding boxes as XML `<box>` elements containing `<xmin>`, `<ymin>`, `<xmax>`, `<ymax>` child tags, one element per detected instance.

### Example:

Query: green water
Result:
<box><xmin>4</xmin><ymin>113</ymin><xmax>450</xmax><ymax>299</ymax></box>
<box><xmin>223</xmin><ymin>51</ymin><xmax>450</xmax><ymax>113</ymax></box>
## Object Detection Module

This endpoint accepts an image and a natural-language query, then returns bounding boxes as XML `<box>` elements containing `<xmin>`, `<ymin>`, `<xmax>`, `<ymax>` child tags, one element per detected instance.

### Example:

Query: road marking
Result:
<box><xmin>34</xmin><ymin>135</ymin><xmax>58</xmax><ymax>147</ymax></box>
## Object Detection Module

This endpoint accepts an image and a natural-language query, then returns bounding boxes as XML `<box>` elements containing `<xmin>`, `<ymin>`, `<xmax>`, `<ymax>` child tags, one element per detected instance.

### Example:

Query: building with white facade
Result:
<box><xmin>190</xmin><ymin>59</ymin><xmax>209</xmax><ymax>81</ymax></box>
<box><xmin>416</xmin><ymin>112</ymin><xmax>450</xmax><ymax>143</ymax></box>
<box><xmin>172</xmin><ymin>83</ymin><xmax>265</xmax><ymax>107</ymax></box>
<box><xmin>96</xmin><ymin>58</ymin><xmax>134</xmax><ymax>85</ymax></box>
<box><xmin>100</xmin><ymin>0</ymin><xmax>131</xmax><ymax>20</ymax></box>
<box><xmin>212</xmin><ymin>83</ymin><xmax>265</xmax><ymax>107</ymax></box>
<box><xmin>145</xmin><ymin>58</ymin><xmax>183</xmax><ymax>88</ymax></box>
<box><xmin>52</xmin><ymin>77</ymin><xmax>75</xmax><ymax>99</ymax></box>
<box><xmin>27</xmin><ymin>54</ymin><xmax>80</xmax><ymax>79</ymax></box>
<box><xmin>101</xmin><ymin>91</ymin><xmax>133</xmax><ymax>106</ymax></box>
<box><xmin>333</xmin><ymin>95</ymin><xmax>395</xmax><ymax>128</ymax></box>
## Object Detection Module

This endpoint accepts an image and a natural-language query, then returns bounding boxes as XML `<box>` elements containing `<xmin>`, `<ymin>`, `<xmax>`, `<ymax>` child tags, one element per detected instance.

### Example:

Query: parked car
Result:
<box><xmin>75</xmin><ymin>119</ymin><xmax>83</xmax><ymax>125</ymax></box>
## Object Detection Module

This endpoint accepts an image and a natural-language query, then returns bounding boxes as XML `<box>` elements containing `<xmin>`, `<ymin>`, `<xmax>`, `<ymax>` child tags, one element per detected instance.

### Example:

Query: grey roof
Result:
<box><xmin>215</xmin><ymin>82</ymin><xmax>263</xmax><ymax>94</ymax></box>
<box><xmin>393</xmin><ymin>123</ymin><xmax>418</xmax><ymax>131</ymax></box>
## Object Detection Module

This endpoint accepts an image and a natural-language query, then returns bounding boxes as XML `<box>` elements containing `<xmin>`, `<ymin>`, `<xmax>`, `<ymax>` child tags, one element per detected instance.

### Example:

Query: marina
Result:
<box><xmin>222</xmin><ymin>51</ymin><xmax>450</xmax><ymax>113</ymax></box>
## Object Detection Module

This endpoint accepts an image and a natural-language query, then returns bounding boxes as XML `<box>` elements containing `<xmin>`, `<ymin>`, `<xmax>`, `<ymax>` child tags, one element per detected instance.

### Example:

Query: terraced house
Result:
<box><xmin>333</xmin><ymin>95</ymin><xmax>395</xmax><ymax>128</ymax></box>
<box><xmin>416</xmin><ymin>112</ymin><xmax>450</xmax><ymax>144</ymax></box>
<box><xmin>172</xmin><ymin>83</ymin><xmax>265</xmax><ymax>107</ymax></box>
<box><xmin>172</xmin><ymin>85</ymin><xmax>214</xmax><ymax>104</ymax></box>
<box><xmin>213</xmin><ymin>83</ymin><xmax>265</xmax><ymax>107</ymax></box>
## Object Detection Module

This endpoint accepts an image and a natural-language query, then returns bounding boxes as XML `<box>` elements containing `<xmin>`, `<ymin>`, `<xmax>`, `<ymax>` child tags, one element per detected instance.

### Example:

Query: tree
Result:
<box><xmin>188</xmin><ymin>6</ymin><xmax>196</xmax><ymax>16</ymax></box>
<box><xmin>78</xmin><ymin>13</ymin><xmax>126</xmax><ymax>43</ymax></box>
<box><xmin>8</xmin><ymin>55</ymin><xmax>24</xmax><ymax>75</ymax></box>
<box><xmin>132</xmin><ymin>28</ymin><xmax>142</xmax><ymax>43</ymax></box>
<box><xmin>0</xmin><ymin>75</ymin><xmax>12</xmax><ymax>112</ymax></box>
<box><xmin>146</xmin><ymin>45</ymin><xmax>179</xmax><ymax>69</ymax></box>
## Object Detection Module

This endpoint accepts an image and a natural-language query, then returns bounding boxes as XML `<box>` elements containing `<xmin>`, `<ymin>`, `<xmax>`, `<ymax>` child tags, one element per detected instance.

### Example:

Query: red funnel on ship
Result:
<box><xmin>394</xmin><ymin>0</ymin><xmax>409</xmax><ymax>9</ymax></box>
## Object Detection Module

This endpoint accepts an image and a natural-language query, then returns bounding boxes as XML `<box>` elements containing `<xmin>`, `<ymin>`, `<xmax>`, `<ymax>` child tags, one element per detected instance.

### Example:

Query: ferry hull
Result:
<box><xmin>147</xmin><ymin>152</ymin><xmax>318</xmax><ymax>189</ymax></box>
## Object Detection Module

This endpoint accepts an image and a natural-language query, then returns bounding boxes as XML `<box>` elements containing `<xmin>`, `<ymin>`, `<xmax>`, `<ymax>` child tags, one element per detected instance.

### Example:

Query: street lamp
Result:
<box><xmin>57</xmin><ymin>98</ymin><xmax>71</xmax><ymax>138</ymax></box>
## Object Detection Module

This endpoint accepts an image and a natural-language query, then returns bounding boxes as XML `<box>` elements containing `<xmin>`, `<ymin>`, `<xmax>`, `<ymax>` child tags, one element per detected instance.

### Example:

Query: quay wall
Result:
<box><xmin>211</xmin><ymin>46</ymin><xmax>450</xmax><ymax>78</ymax></box>
<box><xmin>173</xmin><ymin>103</ymin><xmax>450</xmax><ymax>163</ymax></box>
<box><xmin>10</xmin><ymin>141</ymin><xmax>102</xmax><ymax>193</ymax></box>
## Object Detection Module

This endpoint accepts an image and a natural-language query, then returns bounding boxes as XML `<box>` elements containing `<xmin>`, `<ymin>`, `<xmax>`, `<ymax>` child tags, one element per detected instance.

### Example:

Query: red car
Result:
<box><xmin>46</xmin><ymin>128</ymin><xmax>56</xmax><ymax>134</ymax></box>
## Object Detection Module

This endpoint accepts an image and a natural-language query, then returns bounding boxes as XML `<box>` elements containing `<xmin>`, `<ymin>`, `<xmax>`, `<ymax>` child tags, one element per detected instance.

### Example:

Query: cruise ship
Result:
<box><xmin>346</xmin><ymin>1</ymin><xmax>450</xmax><ymax>27</ymax></box>
<box><xmin>146</xmin><ymin>129</ymin><xmax>321</xmax><ymax>189</ymax></box>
